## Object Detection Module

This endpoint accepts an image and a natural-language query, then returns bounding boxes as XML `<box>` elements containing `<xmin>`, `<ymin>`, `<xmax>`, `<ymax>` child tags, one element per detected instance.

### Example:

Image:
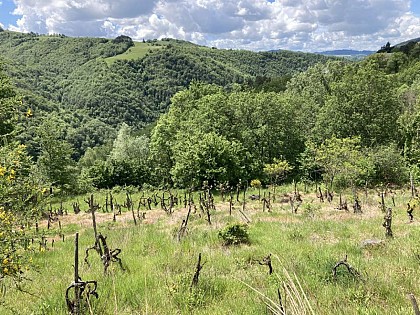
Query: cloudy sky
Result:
<box><xmin>1</xmin><ymin>0</ymin><xmax>419</xmax><ymax>52</ymax></box>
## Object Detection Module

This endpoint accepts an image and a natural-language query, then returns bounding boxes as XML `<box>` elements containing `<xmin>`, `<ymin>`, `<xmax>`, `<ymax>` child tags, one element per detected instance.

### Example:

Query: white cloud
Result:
<box><xmin>6</xmin><ymin>0</ymin><xmax>420</xmax><ymax>51</ymax></box>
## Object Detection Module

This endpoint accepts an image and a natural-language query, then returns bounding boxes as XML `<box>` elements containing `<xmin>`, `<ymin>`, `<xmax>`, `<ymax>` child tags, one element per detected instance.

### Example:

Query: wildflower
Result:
<box><xmin>0</xmin><ymin>166</ymin><xmax>5</xmax><ymax>176</ymax></box>
<box><xmin>7</xmin><ymin>169</ymin><xmax>15</xmax><ymax>182</ymax></box>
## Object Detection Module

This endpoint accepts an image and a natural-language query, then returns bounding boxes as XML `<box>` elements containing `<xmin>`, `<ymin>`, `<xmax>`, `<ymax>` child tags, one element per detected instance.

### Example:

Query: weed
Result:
<box><xmin>218</xmin><ymin>223</ymin><xmax>250</xmax><ymax>246</ymax></box>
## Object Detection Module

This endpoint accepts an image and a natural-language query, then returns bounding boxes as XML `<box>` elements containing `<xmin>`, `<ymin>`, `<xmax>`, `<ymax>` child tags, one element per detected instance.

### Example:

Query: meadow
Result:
<box><xmin>104</xmin><ymin>41</ymin><xmax>166</xmax><ymax>65</ymax></box>
<box><xmin>1</xmin><ymin>185</ymin><xmax>419</xmax><ymax>315</ymax></box>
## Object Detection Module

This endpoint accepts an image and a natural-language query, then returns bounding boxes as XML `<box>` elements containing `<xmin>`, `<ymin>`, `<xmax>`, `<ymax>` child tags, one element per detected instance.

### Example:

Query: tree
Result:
<box><xmin>37</xmin><ymin>116</ymin><xmax>77</xmax><ymax>191</ymax></box>
<box><xmin>109</xmin><ymin>123</ymin><xmax>150</xmax><ymax>186</ymax></box>
<box><xmin>0</xmin><ymin>66</ymin><xmax>19</xmax><ymax>145</ymax></box>
<box><xmin>369</xmin><ymin>143</ymin><xmax>408</xmax><ymax>186</ymax></box>
<box><xmin>0</xmin><ymin>66</ymin><xmax>44</xmax><ymax>295</ymax></box>
<box><xmin>308</xmin><ymin>136</ymin><xmax>373</xmax><ymax>190</ymax></box>
<box><xmin>171</xmin><ymin>132</ymin><xmax>246</xmax><ymax>188</ymax></box>
<box><xmin>314</xmin><ymin>60</ymin><xmax>402</xmax><ymax>147</ymax></box>
<box><xmin>110</xmin><ymin>123</ymin><xmax>149</xmax><ymax>166</ymax></box>
<box><xmin>149</xmin><ymin>83</ymin><xmax>304</xmax><ymax>187</ymax></box>
<box><xmin>263</xmin><ymin>158</ymin><xmax>293</xmax><ymax>186</ymax></box>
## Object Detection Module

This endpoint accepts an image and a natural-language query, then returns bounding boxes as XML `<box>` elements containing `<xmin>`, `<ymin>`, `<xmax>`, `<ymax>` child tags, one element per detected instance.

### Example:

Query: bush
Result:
<box><xmin>250</xmin><ymin>179</ymin><xmax>262</xmax><ymax>188</ymax></box>
<box><xmin>218</xmin><ymin>223</ymin><xmax>250</xmax><ymax>245</ymax></box>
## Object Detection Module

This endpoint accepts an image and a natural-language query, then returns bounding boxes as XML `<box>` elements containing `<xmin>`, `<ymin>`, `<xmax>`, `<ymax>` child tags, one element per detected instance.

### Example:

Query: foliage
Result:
<box><xmin>250</xmin><ymin>179</ymin><xmax>262</xmax><ymax>188</ymax></box>
<box><xmin>150</xmin><ymin>83</ymin><xmax>303</xmax><ymax>187</ymax></box>
<box><xmin>171</xmin><ymin>132</ymin><xmax>246</xmax><ymax>188</ymax></box>
<box><xmin>36</xmin><ymin>116</ymin><xmax>77</xmax><ymax>192</ymax></box>
<box><xmin>0</xmin><ymin>208</ymin><xmax>33</xmax><ymax>295</ymax></box>
<box><xmin>0</xmin><ymin>31</ymin><xmax>334</xmax><ymax>159</ymax></box>
<box><xmin>0</xmin><ymin>143</ymin><xmax>45</xmax><ymax>217</ymax></box>
<box><xmin>218</xmin><ymin>223</ymin><xmax>250</xmax><ymax>246</ymax></box>
<box><xmin>2</xmin><ymin>32</ymin><xmax>420</xmax><ymax>191</ymax></box>
<box><xmin>0</xmin><ymin>66</ymin><xmax>19</xmax><ymax>144</ymax></box>
<box><xmin>305</xmin><ymin>137</ymin><xmax>374</xmax><ymax>189</ymax></box>
<box><xmin>81</xmin><ymin>123</ymin><xmax>150</xmax><ymax>189</ymax></box>
<box><xmin>368</xmin><ymin>143</ymin><xmax>409</xmax><ymax>186</ymax></box>
<box><xmin>314</xmin><ymin>60</ymin><xmax>401</xmax><ymax>146</ymax></box>
<box><xmin>263</xmin><ymin>158</ymin><xmax>294</xmax><ymax>185</ymax></box>
<box><xmin>0</xmin><ymin>64</ymin><xmax>46</xmax><ymax>217</ymax></box>
<box><xmin>0</xmin><ymin>66</ymin><xmax>43</xmax><ymax>297</ymax></box>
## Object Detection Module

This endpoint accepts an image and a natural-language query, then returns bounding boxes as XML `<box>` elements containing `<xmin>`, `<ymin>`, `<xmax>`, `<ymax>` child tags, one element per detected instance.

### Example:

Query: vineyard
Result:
<box><xmin>1</xmin><ymin>33</ymin><xmax>420</xmax><ymax>315</ymax></box>
<box><xmin>0</xmin><ymin>184</ymin><xmax>419</xmax><ymax>314</ymax></box>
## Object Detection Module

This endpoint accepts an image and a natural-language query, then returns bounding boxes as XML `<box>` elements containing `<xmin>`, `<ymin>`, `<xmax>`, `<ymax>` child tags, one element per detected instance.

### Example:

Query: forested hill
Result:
<box><xmin>0</xmin><ymin>30</ymin><xmax>334</xmax><ymax>158</ymax></box>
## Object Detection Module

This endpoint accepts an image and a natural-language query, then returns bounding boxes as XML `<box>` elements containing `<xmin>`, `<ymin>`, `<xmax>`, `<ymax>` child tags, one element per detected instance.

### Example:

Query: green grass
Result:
<box><xmin>1</xmin><ymin>186</ymin><xmax>419</xmax><ymax>314</ymax></box>
<box><xmin>104</xmin><ymin>41</ymin><xmax>165</xmax><ymax>65</ymax></box>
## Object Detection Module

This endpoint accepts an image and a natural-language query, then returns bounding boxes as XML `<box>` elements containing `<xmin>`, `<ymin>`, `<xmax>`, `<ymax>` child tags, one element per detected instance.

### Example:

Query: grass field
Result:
<box><xmin>1</xmin><ymin>185</ymin><xmax>419</xmax><ymax>314</ymax></box>
<box><xmin>104</xmin><ymin>41</ymin><xmax>166</xmax><ymax>65</ymax></box>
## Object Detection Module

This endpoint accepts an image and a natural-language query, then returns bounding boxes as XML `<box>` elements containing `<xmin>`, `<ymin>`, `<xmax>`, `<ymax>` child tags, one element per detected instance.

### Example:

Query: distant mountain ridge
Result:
<box><xmin>315</xmin><ymin>49</ymin><xmax>375</xmax><ymax>59</ymax></box>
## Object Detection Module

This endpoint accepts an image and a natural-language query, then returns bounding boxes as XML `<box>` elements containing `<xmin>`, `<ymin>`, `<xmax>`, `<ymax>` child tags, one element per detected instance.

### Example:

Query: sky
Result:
<box><xmin>0</xmin><ymin>0</ymin><xmax>420</xmax><ymax>52</ymax></box>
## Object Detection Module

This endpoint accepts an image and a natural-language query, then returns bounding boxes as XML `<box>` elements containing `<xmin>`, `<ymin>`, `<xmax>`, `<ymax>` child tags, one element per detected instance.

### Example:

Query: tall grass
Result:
<box><xmin>1</xmin><ymin>186</ymin><xmax>419</xmax><ymax>314</ymax></box>
<box><xmin>241</xmin><ymin>255</ymin><xmax>315</xmax><ymax>315</ymax></box>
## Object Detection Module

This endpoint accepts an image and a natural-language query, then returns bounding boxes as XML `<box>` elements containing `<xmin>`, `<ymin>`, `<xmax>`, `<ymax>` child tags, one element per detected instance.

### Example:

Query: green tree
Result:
<box><xmin>109</xmin><ymin>123</ymin><xmax>150</xmax><ymax>186</ymax></box>
<box><xmin>308</xmin><ymin>136</ymin><xmax>373</xmax><ymax>190</ymax></box>
<box><xmin>369</xmin><ymin>143</ymin><xmax>408</xmax><ymax>186</ymax></box>
<box><xmin>110</xmin><ymin>123</ymin><xmax>149</xmax><ymax>166</ymax></box>
<box><xmin>0</xmin><ymin>65</ymin><xmax>19</xmax><ymax>145</ymax></box>
<box><xmin>150</xmin><ymin>83</ymin><xmax>304</xmax><ymax>187</ymax></box>
<box><xmin>263</xmin><ymin>158</ymin><xmax>293</xmax><ymax>186</ymax></box>
<box><xmin>171</xmin><ymin>132</ymin><xmax>246</xmax><ymax>188</ymax></box>
<box><xmin>37</xmin><ymin>116</ymin><xmax>77</xmax><ymax>191</ymax></box>
<box><xmin>315</xmin><ymin>60</ymin><xmax>401</xmax><ymax>146</ymax></box>
<box><xmin>0</xmin><ymin>65</ymin><xmax>44</xmax><ymax>294</ymax></box>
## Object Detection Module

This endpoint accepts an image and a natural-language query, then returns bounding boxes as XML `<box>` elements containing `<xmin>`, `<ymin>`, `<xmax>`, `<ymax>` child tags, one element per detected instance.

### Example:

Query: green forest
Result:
<box><xmin>2</xmin><ymin>30</ymin><xmax>419</xmax><ymax>193</ymax></box>
<box><xmin>1</xmin><ymin>31</ymin><xmax>420</xmax><ymax>314</ymax></box>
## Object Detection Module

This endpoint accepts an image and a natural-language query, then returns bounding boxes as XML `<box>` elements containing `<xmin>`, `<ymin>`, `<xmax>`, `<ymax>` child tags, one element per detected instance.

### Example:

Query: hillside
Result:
<box><xmin>0</xmin><ymin>31</ymin><xmax>334</xmax><ymax>157</ymax></box>
<box><xmin>377</xmin><ymin>37</ymin><xmax>420</xmax><ymax>57</ymax></box>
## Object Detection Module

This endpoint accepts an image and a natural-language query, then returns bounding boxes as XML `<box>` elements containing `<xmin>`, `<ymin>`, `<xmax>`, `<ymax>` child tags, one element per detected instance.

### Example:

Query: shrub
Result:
<box><xmin>218</xmin><ymin>223</ymin><xmax>250</xmax><ymax>245</ymax></box>
<box><xmin>250</xmin><ymin>179</ymin><xmax>262</xmax><ymax>188</ymax></box>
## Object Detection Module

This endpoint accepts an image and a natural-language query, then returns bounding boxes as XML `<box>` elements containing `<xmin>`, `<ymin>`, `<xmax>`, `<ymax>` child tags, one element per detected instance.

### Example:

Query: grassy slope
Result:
<box><xmin>1</xmin><ymin>186</ymin><xmax>418</xmax><ymax>314</ymax></box>
<box><xmin>104</xmin><ymin>42</ymin><xmax>166</xmax><ymax>65</ymax></box>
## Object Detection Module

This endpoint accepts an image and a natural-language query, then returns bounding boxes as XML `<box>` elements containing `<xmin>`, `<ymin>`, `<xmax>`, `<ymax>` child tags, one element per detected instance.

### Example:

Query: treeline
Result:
<box><xmin>81</xmin><ymin>49</ymin><xmax>420</xmax><ymax>191</ymax></box>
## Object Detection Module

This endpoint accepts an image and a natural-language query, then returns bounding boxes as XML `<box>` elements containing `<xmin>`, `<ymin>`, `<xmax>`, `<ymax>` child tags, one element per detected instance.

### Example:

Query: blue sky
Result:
<box><xmin>1</xmin><ymin>0</ymin><xmax>419</xmax><ymax>52</ymax></box>
<box><xmin>0</xmin><ymin>1</ymin><xmax>17</xmax><ymax>26</ymax></box>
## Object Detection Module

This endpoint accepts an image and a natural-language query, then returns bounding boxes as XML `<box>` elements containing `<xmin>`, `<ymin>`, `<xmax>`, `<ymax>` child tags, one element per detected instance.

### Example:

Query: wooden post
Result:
<box><xmin>263</xmin><ymin>191</ymin><xmax>266</xmax><ymax>212</ymax></box>
<box><xmin>383</xmin><ymin>208</ymin><xmax>393</xmax><ymax>238</ymax></box>
<box><xmin>74</xmin><ymin>233</ymin><xmax>80</xmax><ymax>315</ymax></box>
<box><xmin>91</xmin><ymin>206</ymin><xmax>98</xmax><ymax>240</ymax></box>
<box><xmin>191</xmin><ymin>253</ymin><xmax>204</xmax><ymax>288</ymax></box>
<box><xmin>126</xmin><ymin>192</ymin><xmax>137</xmax><ymax>226</ymax></box>
<box><xmin>381</xmin><ymin>192</ymin><xmax>386</xmax><ymax>213</ymax></box>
